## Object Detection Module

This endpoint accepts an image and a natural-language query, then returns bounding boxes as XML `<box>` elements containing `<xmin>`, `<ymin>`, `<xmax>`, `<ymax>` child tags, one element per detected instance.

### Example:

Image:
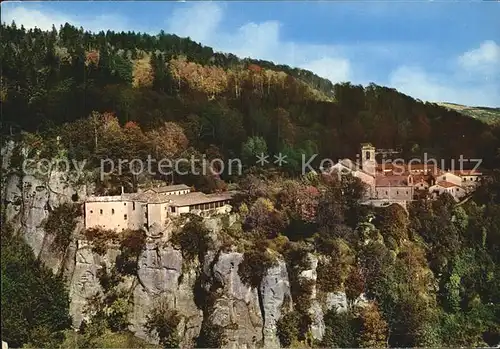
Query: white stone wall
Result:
<box><xmin>436</xmin><ymin>172</ymin><xmax>462</xmax><ymax>186</ymax></box>
<box><xmin>353</xmin><ymin>170</ymin><xmax>375</xmax><ymax>198</ymax></box>
<box><xmin>429</xmin><ymin>184</ymin><xmax>467</xmax><ymax>201</ymax></box>
<box><xmin>414</xmin><ymin>181</ymin><xmax>429</xmax><ymax>190</ymax></box>
<box><xmin>375</xmin><ymin>186</ymin><xmax>413</xmax><ymax>200</ymax></box>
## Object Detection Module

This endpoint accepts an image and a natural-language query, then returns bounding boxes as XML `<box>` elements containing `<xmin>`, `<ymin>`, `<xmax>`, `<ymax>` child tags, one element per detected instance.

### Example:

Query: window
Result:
<box><xmin>365</xmin><ymin>151</ymin><xmax>371</xmax><ymax>160</ymax></box>
<box><xmin>124</xmin><ymin>214</ymin><xmax>128</xmax><ymax>220</ymax></box>
<box><xmin>90</xmin><ymin>210</ymin><xmax>93</xmax><ymax>214</ymax></box>
<box><xmin>100</xmin><ymin>209</ymin><xmax>103</xmax><ymax>215</ymax></box>
<box><xmin>170</xmin><ymin>207</ymin><xmax>176</xmax><ymax>213</ymax></box>
<box><xmin>132</xmin><ymin>202</ymin><xmax>135</xmax><ymax>210</ymax></box>
<box><xmin>112</xmin><ymin>209</ymin><xmax>115</xmax><ymax>214</ymax></box>
<box><xmin>124</xmin><ymin>203</ymin><xmax>126</xmax><ymax>206</ymax></box>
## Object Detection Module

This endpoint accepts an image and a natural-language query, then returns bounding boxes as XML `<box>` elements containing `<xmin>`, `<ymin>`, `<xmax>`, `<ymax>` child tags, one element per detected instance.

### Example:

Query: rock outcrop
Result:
<box><xmin>1</xmin><ymin>143</ymin><xmax>366</xmax><ymax>348</ymax></box>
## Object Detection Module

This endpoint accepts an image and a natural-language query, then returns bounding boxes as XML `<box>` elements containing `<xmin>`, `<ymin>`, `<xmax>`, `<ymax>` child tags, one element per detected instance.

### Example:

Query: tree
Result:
<box><xmin>377</xmin><ymin>203</ymin><xmax>409</xmax><ymax>248</ymax></box>
<box><xmin>345</xmin><ymin>266</ymin><xmax>366</xmax><ymax>306</ymax></box>
<box><xmin>1</xmin><ymin>225</ymin><xmax>72</xmax><ymax>348</ymax></box>
<box><xmin>44</xmin><ymin>203</ymin><xmax>81</xmax><ymax>253</ymax></box>
<box><xmin>241</xmin><ymin>136</ymin><xmax>267</xmax><ymax>165</ymax></box>
<box><xmin>359</xmin><ymin>303</ymin><xmax>388</xmax><ymax>348</ymax></box>
<box><xmin>147</xmin><ymin>121</ymin><xmax>189</xmax><ymax>159</ymax></box>
<box><xmin>243</xmin><ymin>197</ymin><xmax>287</xmax><ymax>238</ymax></box>
<box><xmin>322</xmin><ymin>308</ymin><xmax>360</xmax><ymax>348</ymax></box>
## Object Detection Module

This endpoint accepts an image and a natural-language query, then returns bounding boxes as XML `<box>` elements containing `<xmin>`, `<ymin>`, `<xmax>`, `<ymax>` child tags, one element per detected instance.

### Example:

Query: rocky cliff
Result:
<box><xmin>1</xmin><ymin>141</ymin><xmax>365</xmax><ymax>348</ymax></box>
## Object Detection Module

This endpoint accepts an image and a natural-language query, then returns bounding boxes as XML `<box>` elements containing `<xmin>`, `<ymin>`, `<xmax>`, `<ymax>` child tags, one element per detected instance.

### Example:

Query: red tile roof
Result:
<box><xmin>450</xmin><ymin>170</ymin><xmax>482</xmax><ymax>176</ymax></box>
<box><xmin>375</xmin><ymin>175</ymin><xmax>411</xmax><ymax>187</ymax></box>
<box><xmin>412</xmin><ymin>174</ymin><xmax>433</xmax><ymax>184</ymax></box>
<box><xmin>376</xmin><ymin>163</ymin><xmax>441</xmax><ymax>175</ymax></box>
<box><xmin>435</xmin><ymin>181</ymin><xmax>460</xmax><ymax>189</ymax></box>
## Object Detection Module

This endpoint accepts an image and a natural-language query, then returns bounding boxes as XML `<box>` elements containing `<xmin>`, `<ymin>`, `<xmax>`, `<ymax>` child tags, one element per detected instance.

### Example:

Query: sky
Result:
<box><xmin>1</xmin><ymin>0</ymin><xmax>499</xmax><ymax>107</ymax></box>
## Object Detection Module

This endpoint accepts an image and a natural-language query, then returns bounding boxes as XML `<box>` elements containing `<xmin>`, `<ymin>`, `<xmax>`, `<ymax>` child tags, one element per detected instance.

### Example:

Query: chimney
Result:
<box><xmin>121</xmin><ymin>186</ymin><xmax>124</xmax><ymax>195</ymax></box>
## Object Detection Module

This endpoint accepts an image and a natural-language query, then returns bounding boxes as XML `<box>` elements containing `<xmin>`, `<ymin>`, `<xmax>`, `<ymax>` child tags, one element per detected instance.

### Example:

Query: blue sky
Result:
<box><xmin>2</xmin><ymin>1</ymin><xmax>499</xmax><ymax>106</ymax></box>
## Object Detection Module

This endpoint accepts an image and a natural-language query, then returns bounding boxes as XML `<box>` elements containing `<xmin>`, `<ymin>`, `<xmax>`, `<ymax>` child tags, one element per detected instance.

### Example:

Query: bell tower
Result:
<box><xmin>361</xmin><ymin>143</ymin><xmax>376</xmax><ymax>176</ymax></box>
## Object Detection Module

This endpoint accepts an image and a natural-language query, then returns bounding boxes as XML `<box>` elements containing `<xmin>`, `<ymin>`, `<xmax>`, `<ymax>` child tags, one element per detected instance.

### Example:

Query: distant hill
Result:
<box><xmin>436</xmin><ymin>102</ymin><xmax>500</xmax><ymax>125</ymax></box>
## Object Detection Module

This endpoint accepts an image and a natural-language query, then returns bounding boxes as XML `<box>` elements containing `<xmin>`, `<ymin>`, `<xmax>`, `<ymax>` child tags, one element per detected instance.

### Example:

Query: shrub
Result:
<box><xmin>322</xmin><ymin>308</ymin><xmax>360</xmax><ymax>348</ymax></box>
<box><xmin>97</xmin><ymin>267</ymin><xmax>123</xmax><ymax>294</ymax></box>
<box><xmin>316</xmin><ymin>239</ymin><xmax>354</xmax><ymax>293</ymax></box>
<box><xmin>195</xmin><ymin>321</ymin><xmax>228</xmax><ymax>348</ymax></box>
<box><xmin>144</xmin><ymin>301</ymin><xmax>181</xmax><ymax>348</ymax></box>
<box><xmin>281</xmin><ymin>243</ymin><xmax>314</xmax><ymax>340</ymax></box>
<box><xmin>316</xmin><ymin>258</ymin><xmax>343</xmax><ymax>293</ymax></box>
<box><xmin>276</xmin><ymin>311</ymin><xmax>301</xmax><ymax>347</ymax></box>
<box><xmin>171</xmin><ymin>215</ymin><xmax>212</xmax><ymax>264</ymax></box>
<box><xmin>243</xmin><ymin>197</ymin><xmax>287</xmax><ymax>238</ymax></box>
<box><xmin>44</xmin><ymin>202</ymin><xmax>81</xmax><ymax>253</ymax></box>
<box><xmin>238</xmin><ymin>247</ymin><xmax>277</xmax><ymax>288</ymax></box>
<box><xmin>82</xmin><ymin>289</ymin><xmax>132</xmax><ymax>335</ymax></box>
<box><xmin>116</xmin><ymin>229</ymin><xmax>146</xmax><ymax>276</ymax></box>
<box><xmin>84</xmin><ymin>227</ymin><xmax>117</xmax><ymax>255</ymax></box>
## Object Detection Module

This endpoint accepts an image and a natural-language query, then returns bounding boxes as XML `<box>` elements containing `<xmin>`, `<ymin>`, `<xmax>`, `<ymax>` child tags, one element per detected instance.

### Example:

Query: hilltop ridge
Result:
<box><xmin>436</xmin><ymin>102</ymin><xmax>500</xmax><ymax>125</ymax></box>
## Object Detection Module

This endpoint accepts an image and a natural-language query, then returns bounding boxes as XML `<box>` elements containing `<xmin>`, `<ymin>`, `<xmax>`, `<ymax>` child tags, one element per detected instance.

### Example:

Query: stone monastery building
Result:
<box><xmin>331</xmin><ymin>143</ymin><xmax>482</xmax><ymax>205</ymax></box>
<box><xmin>84</xmin><ymin>184</ymin><xmax>233</xmax><ymax>233</ymax></box>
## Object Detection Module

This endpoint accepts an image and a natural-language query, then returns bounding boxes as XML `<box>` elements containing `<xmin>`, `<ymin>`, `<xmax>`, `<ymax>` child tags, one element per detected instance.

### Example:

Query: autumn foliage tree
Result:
<box><xmin>359</xmin><ymin>303</ymin><xmax>388</xmax><ymax>348</ymax></box>
<box><xmin>147</xmin><ymin>121</ymin><xmax>189</xmax><ymax>159</ymax></box>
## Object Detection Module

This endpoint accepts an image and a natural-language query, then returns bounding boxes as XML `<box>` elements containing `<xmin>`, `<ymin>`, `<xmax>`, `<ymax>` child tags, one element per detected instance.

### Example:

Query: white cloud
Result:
<box><xmin>165</xmin><ymin>3</ymin><xmax>498</xmax><ymax>105</ymax></box>
<box><xmin>301</xmin><ymin>57</ymin><xmax>351</xmax><ymax>83</ymax></box>
<box><xmin>1</xmin><ymin>4</ymin><xmax>130</xmax><ymax>33</ymax></box>
<box><xmin>458</xmin><ymin>40</ymin><xmax>500</xmax><ymax>75</ymax></box>
<box><xmin>165</xmin><ymin>3</ymin><xmax>352</xmax><ymax>84</ymax></box>
<box><xmin>166</xmin><ymin>2</ymin><xmax>223</xmax><ymax>43</ymax></box>
<box><xmin>389</xmin><ymin>60</ymin><xmax>499</xmax><ymax>107</ymax></box>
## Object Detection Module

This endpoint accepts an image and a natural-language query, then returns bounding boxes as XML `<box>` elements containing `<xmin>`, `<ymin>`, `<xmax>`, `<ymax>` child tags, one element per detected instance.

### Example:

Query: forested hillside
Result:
<box><xmin>2</xmin><ymin>22</ymin><xmax>500</xmax><ymax>349</ymax></box>
<box><xmin>2</xmin><ymin>22</ymin><xmax>500</xmax><ymax>170</ymax></box>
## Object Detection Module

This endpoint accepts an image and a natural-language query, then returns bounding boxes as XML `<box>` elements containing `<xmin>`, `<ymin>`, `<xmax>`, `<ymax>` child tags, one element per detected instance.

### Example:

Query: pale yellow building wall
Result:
<box><xmin>85</xmin><ymin>201</ymin><xmax>145</xmax><ymax>231</ymax></box>
<box><xmin>147</xmin><ymin>203</ymin><xmax>163</xmax><ymax>230</ymax></box>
